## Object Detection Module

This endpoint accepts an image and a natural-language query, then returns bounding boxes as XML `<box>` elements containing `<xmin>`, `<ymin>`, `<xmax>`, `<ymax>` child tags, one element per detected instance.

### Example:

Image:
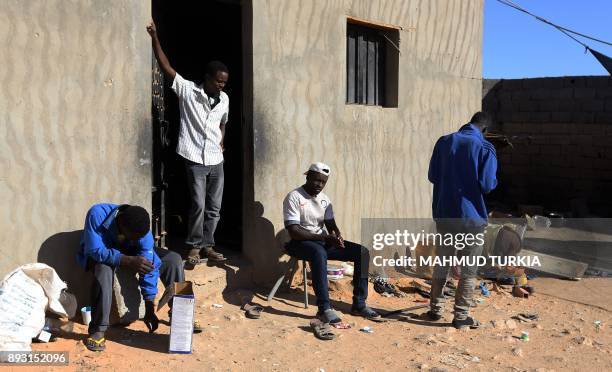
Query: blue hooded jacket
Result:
<box><xmin>76</xmin><ymin>203</ymin><xmax>161</xmax><ymax>301</ymax></box>
<box><xmin>428</xmin><ymin>124</ymin><xmax>498</xmax><ymax>228</ymax></box>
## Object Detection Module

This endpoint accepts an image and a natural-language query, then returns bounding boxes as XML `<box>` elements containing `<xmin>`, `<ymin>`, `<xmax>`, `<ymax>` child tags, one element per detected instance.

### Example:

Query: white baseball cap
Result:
<box><xmin>304</xmin><ymin>162</ymin><xmax>331</xmax><ymax>176</ymax></box>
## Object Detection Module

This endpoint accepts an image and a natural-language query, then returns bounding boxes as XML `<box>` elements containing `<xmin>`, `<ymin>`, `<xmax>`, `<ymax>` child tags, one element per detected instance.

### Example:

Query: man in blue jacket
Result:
<box><xmin>427</xmin><ymin>112</ymin><xmax>498</xmax><ymax>329</ymax></box>
<box><xmin>77</xmin><ymin>203</ymin><xmax>185</xmax><ymax>351</ymax></box>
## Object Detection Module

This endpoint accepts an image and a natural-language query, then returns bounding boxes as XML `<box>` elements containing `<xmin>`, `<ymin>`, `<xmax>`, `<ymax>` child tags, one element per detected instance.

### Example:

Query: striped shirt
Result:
<box><xmin>171</xmin><ymin>73</ymin><xmax>229</xmax><ymax>165</ymax></box>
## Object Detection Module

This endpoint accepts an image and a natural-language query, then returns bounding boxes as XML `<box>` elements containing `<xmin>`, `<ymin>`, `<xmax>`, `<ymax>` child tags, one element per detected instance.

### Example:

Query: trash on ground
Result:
<box><xmin>331</xmin><ymin>322</ymin><xmax>352</xmax><ymax>329</ymax></box>
<box><xmin>212</xmin><ymin>304</ymin><xmax>224</xmax><ymax>308</ymax></box>
<box><xmin>513</xmin><ymin>313</ymin><xmax>539</xmax><ymax>322</ymax></box>
<box><xmin>359</xmin><ymin>326</ymin><xmax>374</xmax><ymax>333</ymax></box>
<box><xmin>0</xmin><ymin>263</ymin><xmax>71</xmax><ymax>355</ymax></box>
<box><xmin>479</xmin><ymin>282</ymin><xmax>490</xmax><ymax>297</ymax></box>
<box><xmin>370</xmin><ymin>275</ymin><xmax>406</xmax><ymax>297</ymax></box>
<box><xmin>512</xmin><ymin>286</ymin><xmax>529</xmax><ymax>298</ymax></box>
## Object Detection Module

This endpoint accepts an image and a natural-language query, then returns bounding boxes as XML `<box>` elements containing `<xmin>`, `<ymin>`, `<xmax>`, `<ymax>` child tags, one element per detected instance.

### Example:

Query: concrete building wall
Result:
<box><xmin>0</xmin><ymin>1</ymin><xmax>152</xmax><ymax>278</ymax></box>
<box><xmin>483</xmin><ymin>77</ymin><xmax>612</xmax><ymax>215</ymax></box>
<box><xmin>246</xmin><ymin>0</ymin><xmax>484</xmax><ymax>283</ymax></box>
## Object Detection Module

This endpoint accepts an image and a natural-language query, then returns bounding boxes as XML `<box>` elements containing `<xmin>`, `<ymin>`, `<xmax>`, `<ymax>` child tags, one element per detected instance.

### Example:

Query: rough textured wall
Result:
<box><xmin>247</xmin><ymin>0</ymin><xmax>484</xmax><ymax>283</ymax></box>
<box><xmin>0</xmin><ymin>1</ymin><xmax>152</xmax><ymax>278</ymax></box>
<box><xmin>483</xmin><ymin>77</ymin><xmax>612</xmax><ymax>215</ymax></box>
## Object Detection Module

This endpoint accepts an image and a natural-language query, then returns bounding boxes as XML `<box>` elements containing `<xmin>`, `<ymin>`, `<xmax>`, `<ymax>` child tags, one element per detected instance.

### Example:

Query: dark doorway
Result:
<box><xmin>152</xmin><ymin>0</ymin><xmax>244</xmax><ymax>252</ymax></box>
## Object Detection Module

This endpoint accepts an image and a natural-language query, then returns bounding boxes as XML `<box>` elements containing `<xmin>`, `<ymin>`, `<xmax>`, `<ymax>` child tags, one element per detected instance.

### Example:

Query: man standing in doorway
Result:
<box><xmin>427</xmin><ymin>112</ymin><xmax>498</xmax><ymax>329</ymax></box>
<box><xmin>147</xmin><ymin>22</ymin><xmax>228</xmax><ymax>267</ymax></box>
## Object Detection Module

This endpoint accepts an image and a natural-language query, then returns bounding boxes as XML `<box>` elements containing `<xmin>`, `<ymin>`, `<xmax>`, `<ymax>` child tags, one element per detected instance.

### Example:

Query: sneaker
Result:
<box><xmin>452</xmin><ymin>316</ymin><xmax>481</xmax><ymax>329</ymax></box>
<box><xmin>316</xmin><ymin>308</ymin><xmax>342</xmax><ymax>324</ymax></box>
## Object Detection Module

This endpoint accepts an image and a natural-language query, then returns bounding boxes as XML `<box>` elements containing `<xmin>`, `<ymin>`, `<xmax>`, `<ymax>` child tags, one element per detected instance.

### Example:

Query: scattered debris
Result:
<box><xmin>479</xmin><ymin>282</ymin><xmax>490</xmax><ymax>297</ymax></box>
<box><xmin>212</xmin><ymin>304</ymin><xmax>224</xmax><ymax>308</ymax></box>
<box><xmin>520</xmin><ymin>331</ymin><xmax>529</xmax><ymax>342</ymax></box>
<box><xmin>440</xmin><ymin>353</ymin><xmax>467</xmax><ymax>369</ymax></box>
<box><xmin>513</xmin><ymin>313</ymin><xmax>539</xmax><ymax>322</ymax></box>
<box><xmin>512</xmin><ymin>347</ymin><xmax>524</xmax><ymax>357</ymax></box>
<box><xmin>331</xmin><ymin>322</ymin><xmax>351</xmax><ymax>329</ymax></box>
<box><xmin>370</xmin><ymin>275</ymin><xmax>406</xmax><ymax>297</ymax></box>
<box><xmin>594</xmin><ymin>320</ymin><xmax>602</xmax><ymax>332</ymax></box>
<box><xmin>359</xmin><ymin>326</ymin><xmax>374</xmax><ymax>334</ymax></box>
<box><xmin>573</xmin><ymin>336</ymin><xmax>593</xmax><ymax>346</ymax></box>
<box><xmin>512</xmin><ymin>286</ymin><xmax>529</xmax><ymax>298</ymax></box>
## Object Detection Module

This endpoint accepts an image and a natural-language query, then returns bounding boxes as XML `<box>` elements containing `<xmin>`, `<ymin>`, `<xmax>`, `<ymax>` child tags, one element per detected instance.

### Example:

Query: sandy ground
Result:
<box><xmin>11</xmin><ymin>260</ymin><xmax>612</xmax><ymax>372</ymax></box>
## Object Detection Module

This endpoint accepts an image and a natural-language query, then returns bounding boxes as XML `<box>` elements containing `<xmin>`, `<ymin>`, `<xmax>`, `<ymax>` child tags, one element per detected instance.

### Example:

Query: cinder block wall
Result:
<box><xmin>483</xmin><ymin>77</ymin><xmax>612</xmax><ymax>216</ymax></box>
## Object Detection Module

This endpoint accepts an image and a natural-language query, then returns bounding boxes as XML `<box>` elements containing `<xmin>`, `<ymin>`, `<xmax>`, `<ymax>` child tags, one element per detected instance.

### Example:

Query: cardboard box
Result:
<box><xmin>167</xmin><ymin>281</ymin><xmax>195</xmax><ymax>354</ymax></box>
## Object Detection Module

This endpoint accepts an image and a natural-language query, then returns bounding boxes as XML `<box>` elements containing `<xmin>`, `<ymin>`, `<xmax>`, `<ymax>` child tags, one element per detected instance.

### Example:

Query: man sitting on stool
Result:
<box><xmin>283</xmin><ymin>163</ymin><xmax>381</xmax><ymax>323</ymax></box>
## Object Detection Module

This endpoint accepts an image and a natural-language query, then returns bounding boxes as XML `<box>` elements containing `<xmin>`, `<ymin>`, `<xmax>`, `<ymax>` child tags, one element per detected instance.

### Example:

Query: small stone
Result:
<box><xmin>430</xmin><ymin>368</ymin><xmax>449</xmax><ymax>372</ymax></box>
<box><xmin>533</xmin><ymin>324</ymin><xmax>543</xmax><ymax>330</ymax></box>
<box><xmin>416</xmin><ymin>363</ymin><xmax>428</xmax><ymax>370</ymax></box>
<box><xmin>392</xmin><ymin>341</ymin><xmax>401</xmax><ymax>347</ymax></box>
<box><xmin>512</xmin><ymin>347</ymin><xmax>523</xmax><ymax>357</ymax></box>
<box><xmin>491</xmin><ymin>320</ymin><xmax>505</xmax><ymax>329</ymax></box>
<box><xmin>506</xmin><ymin>319</ymin><xmax>518</xmax><ymax>329</ymax></box>
<box><xmin>573</xmin><ymin>336</ymin><xmax>593</xmax><ymax>346</ymax></box>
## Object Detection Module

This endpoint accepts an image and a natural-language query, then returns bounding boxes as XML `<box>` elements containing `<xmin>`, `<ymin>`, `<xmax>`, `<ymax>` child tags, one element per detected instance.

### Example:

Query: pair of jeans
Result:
<box><xmin>88</xmin><ymin>248</ymin><xmax>184</xmax><ymax>334</ymax></box>
<box><xmin>285</xmin><ymin>239</ymin><xmax>370</xmax><ymax>311</ymax></box>
<box><xmin>429</xmin><ymin>224</ymin><xmax>484</xmax><ymax>321</ymax></box>
<box><xmin>184</xmin><ymin>159</ymin><xmax>224</xmax><ymax>249</ymax></box>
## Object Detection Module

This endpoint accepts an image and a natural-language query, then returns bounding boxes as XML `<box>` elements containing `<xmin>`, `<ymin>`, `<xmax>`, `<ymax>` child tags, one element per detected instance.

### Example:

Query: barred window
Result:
<box><xmin>346</xmin><ymin>21</ymin><xmax>399</xmax><ymax>107</ymax></box>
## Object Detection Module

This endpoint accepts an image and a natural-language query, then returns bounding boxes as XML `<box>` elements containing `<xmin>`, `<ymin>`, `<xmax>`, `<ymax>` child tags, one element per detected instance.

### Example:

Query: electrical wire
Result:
<box><xmin>497</xmin><ymin>0</ymin><xmax>612</xmax><ymax>48</ymax></box>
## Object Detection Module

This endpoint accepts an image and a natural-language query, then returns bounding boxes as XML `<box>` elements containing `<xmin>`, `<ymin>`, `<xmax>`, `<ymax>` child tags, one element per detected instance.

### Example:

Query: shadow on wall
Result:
<box><xmin>38</xmin><ymin>231</ymin><xmax>92</xmax><ymax>311</ymax></box>
<box><xmin>250</xmin><ymin>201</ymin><xmax>290</xmax><ymax>285</ymax></box>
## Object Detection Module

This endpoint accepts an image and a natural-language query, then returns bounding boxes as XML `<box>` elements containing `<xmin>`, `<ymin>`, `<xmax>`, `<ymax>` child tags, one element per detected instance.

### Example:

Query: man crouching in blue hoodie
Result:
<box><xmin>426</xmin><ymin>112</ymin><xmax>498</xmax><ymax>329</ymax></box>
<box><xmin>77</xmin><ymin>203</ymin><xmax>185</xmax><ymax>351</ymax></box>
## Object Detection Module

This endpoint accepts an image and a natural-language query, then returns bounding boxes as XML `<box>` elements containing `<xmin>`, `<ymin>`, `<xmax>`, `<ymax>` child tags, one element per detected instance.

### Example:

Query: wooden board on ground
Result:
<box><xmin>521</xmin><ymin>248</ymin><xmax>588</xmax><ymax>278</ymax></box>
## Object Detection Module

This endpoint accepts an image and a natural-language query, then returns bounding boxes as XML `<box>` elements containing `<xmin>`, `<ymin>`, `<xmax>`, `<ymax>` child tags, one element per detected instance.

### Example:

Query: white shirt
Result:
<box><xmin>283</xmin><ymin>186</ymin><xmax>335</xmax><ymax>235</ymax></box>
<box><xmin>171</xmin><ymin>73</ymin><xmax>229</xmax><ymax>166</ymax></box>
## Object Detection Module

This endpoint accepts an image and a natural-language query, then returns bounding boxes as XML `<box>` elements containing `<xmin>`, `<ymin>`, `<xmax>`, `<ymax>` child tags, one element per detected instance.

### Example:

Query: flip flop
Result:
<box><xmin>309</xmin><ymin>319</ymin><xmax>336</xmax><ymax>340</ymax></box>
<box><xmin>185</xmin><ymin>256</ymin><xmax>208</xmax><ymax>270</ymax></box>
<box><xmin>242</xmin><ymin>304</ymin><xmax>263</xmax><ymax>319</ymax></box>
<box><xmin>84</xmin><ymin>336</ymin><xmax>106</xmax><ymax>352</ymax></box>
<box><xmin>350</xmin><ymin>306</ymin><xmax>385</xmax><ymax>322</ymax></box>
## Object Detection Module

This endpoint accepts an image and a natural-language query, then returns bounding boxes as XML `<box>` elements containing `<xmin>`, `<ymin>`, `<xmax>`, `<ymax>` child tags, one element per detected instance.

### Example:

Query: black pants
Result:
<box><xmin>89</xmin><ymin>248</ymin><xmax>184</xmax><ymax>334</ymax></box>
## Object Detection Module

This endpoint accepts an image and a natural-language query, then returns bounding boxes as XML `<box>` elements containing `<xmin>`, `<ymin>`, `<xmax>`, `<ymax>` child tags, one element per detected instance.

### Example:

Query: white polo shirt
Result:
<box><xmin>171</xmin><ymin>73</ymin><xmax>229</xmax><ymax>166</ymax></box>
<box><xmin>283</xmin><ymin>186</ymin><xmax>335</xmax><ymax>235</ymax></box>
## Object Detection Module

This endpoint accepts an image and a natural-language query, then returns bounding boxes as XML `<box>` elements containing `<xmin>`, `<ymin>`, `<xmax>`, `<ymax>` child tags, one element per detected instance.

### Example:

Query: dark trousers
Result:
<box><xmin>89</xmin><ymin>248</ymin><xmax>184</xmax><ymax>334</ymax></box>
<box><xmin>184</xmin><ymin>160</ymin><xmax>224</xmax><ymax>249</ymax></box>
<box><xmin>285</xmin><ymin>239</ymin><xmax>370</xmax><ymax>311</ymax></box>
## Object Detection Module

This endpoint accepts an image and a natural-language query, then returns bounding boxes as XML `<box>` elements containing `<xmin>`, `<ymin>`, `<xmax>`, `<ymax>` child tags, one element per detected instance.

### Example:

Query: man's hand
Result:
<box><xmin>220</xmin><ymin>141</ymin><xmax>225</xmax><ymax>152</ymax></box>
<box><xmin>143</xmin><ymin>300</ymin><xmax>159</xmax><ymax>333</ymax></box>
<box><xmin>146</xmin><ymin>21</ymin><xmax>157</xmax><ymax>37</ymax></box>
<box><xmin>324</xmin><ymin>233</ymin><xmax>344</xmax><ymax>248</ymax></box>
<box><xmin>120</xmin><ymin>255</ymin><xmax>154</xmax><ymax>275</ymax></box>
<box><xmin>146</xmin><ymin>20</ymin><xmax>176</xmax><ymax>79</ymax></box>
